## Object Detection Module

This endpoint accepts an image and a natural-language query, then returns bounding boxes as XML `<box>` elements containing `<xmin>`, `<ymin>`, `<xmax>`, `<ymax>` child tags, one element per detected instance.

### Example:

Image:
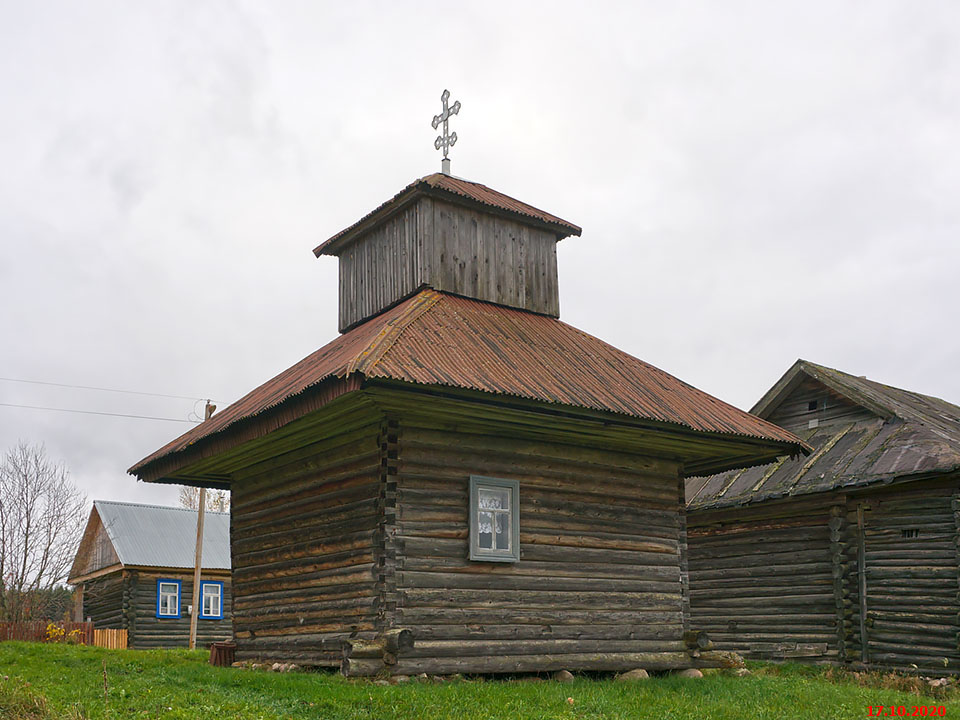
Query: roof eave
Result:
<box><xmin>363</xmin><ymin>378</ymin><xmax>812</xmax><ymax>475</ymax></box>
<box><xmin>313</xmin><ymin>181</ymin><xmax>581</xmax><ymax>258</ymax></box>
<box><xmin>690</xmin><ymin>466</ymin><xmax>960</xmax><ymax>512</ymax></box>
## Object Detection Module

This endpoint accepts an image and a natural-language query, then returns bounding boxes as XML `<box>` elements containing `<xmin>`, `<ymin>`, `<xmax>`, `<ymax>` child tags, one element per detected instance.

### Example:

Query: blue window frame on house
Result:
<box><xmin>200</xmin><ymin>581</ymin><xmax>224</xmax><ymax>620</ymax></box>
<box><xmin>156</xmin><ymin>579</ymin><xmax>181</xmax><ymax>618</ymax></box>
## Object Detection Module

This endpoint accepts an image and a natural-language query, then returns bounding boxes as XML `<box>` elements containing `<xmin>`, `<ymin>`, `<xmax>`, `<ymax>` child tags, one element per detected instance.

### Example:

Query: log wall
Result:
<box><xmin>82</xmin><ymin>570</ymin><xmax>233</xmax><ymax>648</ymax></box>
<box><xmin>687</xmin><ymin>497</ymin><xmax>840</xmax><ymax>662</ymax></box>
<box><xmin>81</xmin><ymin>572</ymin><xmax>127</xmax><ymax>630</ymax></box>
<box><xmin>229</xmin><ymin>422</ymin><xmax>383</xmax><ymax>666</ymax></box>
<box><xmin>848</xmin><ymin>484</ymin><xmax>960</xmax><ymax>673</ymax></box>
<box><xmin>389</xmin><ymin>423</ymin><xmax>689</xmax><ymax>675</ymax></box>
<box><xmin>688</xmin><ymin>476</ymin><xmax>960</xmax><ymax>674</ymax></box>
<box><xmin>127</xmin><ymin>570</ymin><xmax>233</xmax><ymax>649</ymax></box>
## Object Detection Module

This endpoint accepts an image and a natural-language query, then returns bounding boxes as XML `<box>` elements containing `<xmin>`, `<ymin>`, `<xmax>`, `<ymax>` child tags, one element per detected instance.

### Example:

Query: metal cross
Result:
<box><xmin>432</xmin><ymin>89</ymin><xmax>461</xmax><ymax>174</ymax></box>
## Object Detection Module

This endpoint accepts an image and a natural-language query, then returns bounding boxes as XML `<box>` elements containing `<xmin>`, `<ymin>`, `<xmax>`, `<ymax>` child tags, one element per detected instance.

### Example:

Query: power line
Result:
<box><xmin>0</xmin><ymin>376</ymin><xmax>213</xmax><ymax>402</ymax></box>
<box><xmin>0</xmin><ymin>402</ymin><xmax>200</xmax><ymax>424</ymax></box>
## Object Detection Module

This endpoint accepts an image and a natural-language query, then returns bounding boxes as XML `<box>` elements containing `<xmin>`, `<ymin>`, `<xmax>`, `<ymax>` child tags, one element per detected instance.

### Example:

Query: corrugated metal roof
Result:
<box><xmin>94</xmin><ymin>500</ymin><xmax>230</xmax><ymax>570</ymax></box>
<box><xmin>313</xmin><ymin>173</ymin><xmax>582</xmax><ymax>256</ymax></box>
<box><xmin>687</xmin><ymin>361</ymin><xmax>960</xmax><ymax>510</ymax></box>
<box><xmin>131</xmin><ymin>290</ymin><xmax>806</xmax><ymax>477</ymax></box>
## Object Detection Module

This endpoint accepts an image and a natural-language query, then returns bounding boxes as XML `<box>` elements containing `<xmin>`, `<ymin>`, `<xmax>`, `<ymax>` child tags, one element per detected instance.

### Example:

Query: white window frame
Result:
<box><xmin>469</xmin><ymin>475</ymin><xmax>520</xmax><ymax>562</ymax></box>
<box><xmin>156</xmin><ymin>579</ymin><xmax>180</xmax><ymax>618</ymax></box>
<box><xmin>200</xmin><ymin>581</ymin><xmax>223</xmax><ymax>620</ymax></box>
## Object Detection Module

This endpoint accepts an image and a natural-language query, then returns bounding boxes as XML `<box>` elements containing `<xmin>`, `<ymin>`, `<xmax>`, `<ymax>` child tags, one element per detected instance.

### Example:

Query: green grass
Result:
<box><xmin>0</xmin><ymin>642</ymin><xmax>956</xmax><ymax>719</ymax></box>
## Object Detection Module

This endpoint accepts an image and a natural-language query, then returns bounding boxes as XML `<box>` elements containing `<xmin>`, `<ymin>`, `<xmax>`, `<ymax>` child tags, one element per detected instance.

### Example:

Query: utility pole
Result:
<box><xmin>189</xmin><ymin>400</ymin><xmax>216</xmax><ymax>651</ymax></box>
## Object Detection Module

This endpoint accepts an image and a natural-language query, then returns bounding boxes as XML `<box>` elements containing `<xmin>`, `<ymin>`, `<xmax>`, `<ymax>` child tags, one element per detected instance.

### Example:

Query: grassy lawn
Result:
<box><xmin>0</xmin><ymin>642</ymin><xmax>956</xmax><ymax>719</ymax></box>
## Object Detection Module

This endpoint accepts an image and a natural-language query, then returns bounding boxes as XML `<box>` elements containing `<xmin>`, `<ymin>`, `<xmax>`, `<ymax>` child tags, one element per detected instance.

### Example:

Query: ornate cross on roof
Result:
<box><xmin>431</xmin><ymin>89</ymin><xmax>461</xmax><ymax>175</ymax></box>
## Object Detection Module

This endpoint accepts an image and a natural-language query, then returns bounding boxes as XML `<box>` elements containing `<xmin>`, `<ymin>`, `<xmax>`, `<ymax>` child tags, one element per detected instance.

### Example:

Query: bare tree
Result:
<box><xmin>0</xmin><ymin>442</ymin><xmax>87</xmax><ymax>621</ymax></box>
<box><xmin>178</xmin><ymin>486</ymin><xmax>230</xmax><ymax>513</ymax></box>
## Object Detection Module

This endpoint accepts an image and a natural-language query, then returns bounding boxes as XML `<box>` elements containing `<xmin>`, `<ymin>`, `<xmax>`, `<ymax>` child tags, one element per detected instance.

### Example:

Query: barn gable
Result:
<box><xmin>69</xmin><ymin>504</ymin><xmax>120</xmax><ymax>581</ymax></box>
<box><xmin>686</xmin><ymin>360</ymin><xmax>960</xmax><ymax>510</ymax></box>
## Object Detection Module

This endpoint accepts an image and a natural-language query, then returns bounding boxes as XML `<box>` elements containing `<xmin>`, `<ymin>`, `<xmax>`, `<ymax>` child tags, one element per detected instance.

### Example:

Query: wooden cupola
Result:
<box><xmin>314</xmin><ymin>173</ymin><xmax>582</xmax><ymax>333</ymax></box>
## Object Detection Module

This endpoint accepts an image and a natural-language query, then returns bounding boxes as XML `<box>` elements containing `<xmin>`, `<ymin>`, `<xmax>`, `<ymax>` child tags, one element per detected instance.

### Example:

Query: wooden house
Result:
<box><xmin>68</xmin><ymin>500</ymin><xmax>233</xmax><ymax>649</ymax></box>
<box><xmin>129</xmin><ymin>172</ymin><xmax>807</xmax><ymax>675</ymax></box>
<box><xmin>685</xmin><ymin>360</ymin><xmax>960</xmax><ymax>674</ymax></box>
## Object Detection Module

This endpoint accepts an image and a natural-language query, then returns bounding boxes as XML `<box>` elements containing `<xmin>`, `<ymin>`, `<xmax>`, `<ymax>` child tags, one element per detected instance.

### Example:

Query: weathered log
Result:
<box><xmin>396</xmin><ymin>570</ymin><xmax>678</xmax><ymax>595</ymax></box>
<box><xmin>682</xmin><ymin>630</ymin><xmax>712</xmax><ymax>650</ymax></box>
<box><xmin>405</xmin><ymin>639</ymin><xmax>687</xmax><ymax>658</ymax></box>
<box><xmin>393</xmin><ymin>651</ymin><xmax>694</xmax><ymax>675</ymax></box>
<box><xmin>341</xmin><ymin>657</ymin><xmax>385</xmax><ymax>677</ymax></box>
<box><xmin>381</xmin><ymin>628</ymin><xmax>414</xmax><ymax>654</ymax></box>
<box><xmin>410</xmin><ymin>622</ymin><xmax>680</xmax><ymax>642</ymax></box>
<box><xmin>690</xmin><ymin>650</ymin><xmax>744</xmax><ymax>668</ymax></box>
<box><xmin>342</xmin><ymin>640</ymin><xmax>383</xmax><ymax>659</ymax></box>
<box><xmin>395</xmin><ymin>607</ymin><xmax>682</xmax><ymax>627</ymax></box>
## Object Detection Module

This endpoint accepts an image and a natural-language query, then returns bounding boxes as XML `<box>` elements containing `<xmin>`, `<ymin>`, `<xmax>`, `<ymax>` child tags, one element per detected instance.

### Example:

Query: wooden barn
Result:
<box><xmin>68</xmin><ymin>500</ymin><xmax>233</xmax><ymax>649</ymax></box>
<box><xmin>129</xmin><ymin>171</ymin><xmax>807</xmax><ymax>675</ymax></box>
<box><xmin>685</xmin><ymin>360</ymin><xmax>960</xmax><ymax>674</ymax></box>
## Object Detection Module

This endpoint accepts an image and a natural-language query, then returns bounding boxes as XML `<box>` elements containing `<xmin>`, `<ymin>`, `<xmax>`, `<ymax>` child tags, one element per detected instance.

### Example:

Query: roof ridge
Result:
<box><xmin>790</xmin><ymin>361</ymin><xmax>896</xmax><ymax>419</ymax></box>
<box><xmin>822</xmin><ymin>362</ymin><xmax>957</xmax><ymax>409</ymax></box>
<box><xmin>799</xmin><ymin>360</ymin><xmax>960</xmax><ymax>425</ymax></box>
<box><xmin>94</xmin><ymin>499</ymin><xmax>229</xmax><ymax>516</ymax></box>
<box><xmin>346</xmin><ymin>289</ymin><xmax>443</xmax><ymax>376</ymax></box>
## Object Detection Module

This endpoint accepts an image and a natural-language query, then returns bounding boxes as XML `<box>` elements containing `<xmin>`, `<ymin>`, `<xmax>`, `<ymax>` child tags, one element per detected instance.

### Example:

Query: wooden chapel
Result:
<box><xmin>130</xmin><ymin>164</ymin><xmax>808</xmax><ymax>675</ymax></box>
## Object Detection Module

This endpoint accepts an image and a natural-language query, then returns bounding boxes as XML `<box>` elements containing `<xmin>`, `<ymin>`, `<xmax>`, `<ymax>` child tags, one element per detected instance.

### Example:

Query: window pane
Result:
<box><xmin>477</xmin><ymin>511</ymin><xmax>494</xmax><ymax>549</ymax></box>
<box><xmin>159</xmin><ymin>583</ymin><xmax>178</xmax><ymax>615</ymax></box>
<box><xmin>478</xmin><ymin>487</ymin><xmax>509</xmax><ymax>511</ymax></box>
<box><xmin>202</xmin><ymin>585</ymin><xmax>221</xmax><ymax>617</ymax></box>
<box><xmin>494</xmin><ymin>512</ymin><xmax>510</xmax><ymax>550</ymax></box>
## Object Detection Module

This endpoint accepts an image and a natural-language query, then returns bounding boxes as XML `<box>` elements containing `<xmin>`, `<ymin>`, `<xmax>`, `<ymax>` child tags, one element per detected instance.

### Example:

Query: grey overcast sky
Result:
<box><xmin>1</xmin><ymin>1</ymin><xmax>958</xmax><ymax>507</ymax></box>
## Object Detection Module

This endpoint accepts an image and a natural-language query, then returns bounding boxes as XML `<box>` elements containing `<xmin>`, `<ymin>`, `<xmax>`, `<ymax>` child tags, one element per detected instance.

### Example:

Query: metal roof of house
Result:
<box><xmin>92</xmin><ymin>500</ymin><xmax>230</xmax><ymax>570</ymax></box>
<box><xmin>686</xmin><ymin>360</ymin><xmax>960</xmax><ymax>510</ymax></box>
<box><xmin>131</xmin><ymin>290</ymin><xmax>807</xmax><ymax>480</ymax></box>
<box><xmin>313</xmin><ymin>173</ymin><xmax>582</xmax><ymax>256</ymax></box>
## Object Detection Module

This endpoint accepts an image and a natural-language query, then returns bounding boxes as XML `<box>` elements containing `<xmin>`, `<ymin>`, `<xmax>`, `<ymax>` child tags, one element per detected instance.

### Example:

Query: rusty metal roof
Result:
<box><xmin>314</xmin><ymin>173</ymin><xmax>582</xmax><ymax>256</ymax></box>
<box><xmin>131</xmin><ymin>290</ymin><xmax>805</xmax><ymax>478</ymax></box>
<box><xmin>686</xmin><ymin>360</ymin><xmax>960</xmax><ymax>510</ymax></box>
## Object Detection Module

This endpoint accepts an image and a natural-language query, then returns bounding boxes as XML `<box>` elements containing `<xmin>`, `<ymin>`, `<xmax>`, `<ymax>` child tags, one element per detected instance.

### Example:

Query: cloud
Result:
<box><xmin>0</xmin><ymin>1</ymin><xmax>957</xmax><ymax>506</ymax></box>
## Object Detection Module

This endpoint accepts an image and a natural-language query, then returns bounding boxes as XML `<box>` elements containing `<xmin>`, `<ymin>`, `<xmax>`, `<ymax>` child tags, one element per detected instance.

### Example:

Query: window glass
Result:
<box><xmin>158</xmin><ymin>582</ymin><xmax>179</xmax><ymax>617</ymax></box>
<box><xmin>201</xmin><ymin>583</ymin><xmax>221</xmax><ymax>618</ymax></box>
<box><xmin>494</xmin><ymin>511</ymin><xmax>510</xmax><ymax>550</ymax></box>
<box><xmin>470</xmin><ymin>476</ymin><xmax>518</xmax><ymax>561</ymax></box>
<box><xmin>478</xmin><ymin>487</ymin><xmax>509</xmax><ymax>510</ymax></box>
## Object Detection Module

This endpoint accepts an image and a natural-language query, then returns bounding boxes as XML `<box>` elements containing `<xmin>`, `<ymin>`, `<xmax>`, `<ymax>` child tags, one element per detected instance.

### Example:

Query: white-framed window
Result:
<box><xmin>469</xmin><ymin>475</ymin><xmax>520</xmax><ymax>562</ymax></box>
<box><xmin>156</xmin><ymin>579</ymin><xmax>181</xmax><ymax>618</ymax></box>
<box><xmin>200</xmin><ymin>581</ymin><xmax>223</xmax><ymax>620</ymax></box>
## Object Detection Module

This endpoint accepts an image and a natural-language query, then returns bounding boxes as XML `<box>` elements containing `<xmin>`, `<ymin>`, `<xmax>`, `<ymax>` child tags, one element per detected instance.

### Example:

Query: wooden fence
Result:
<box><xmin>0</xmin><ymin>622</ymin><xmax>126</xmax><ymax>649</ymax></box>
<box><xmin>0</xmin><ymin>620</ymin><xmax>93</xmax><ymax>644</ymax></box>
<box><xmin>93</xmin><ymin>628</ymin><xmax>127</xmax><ymax>649</ymax></box>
